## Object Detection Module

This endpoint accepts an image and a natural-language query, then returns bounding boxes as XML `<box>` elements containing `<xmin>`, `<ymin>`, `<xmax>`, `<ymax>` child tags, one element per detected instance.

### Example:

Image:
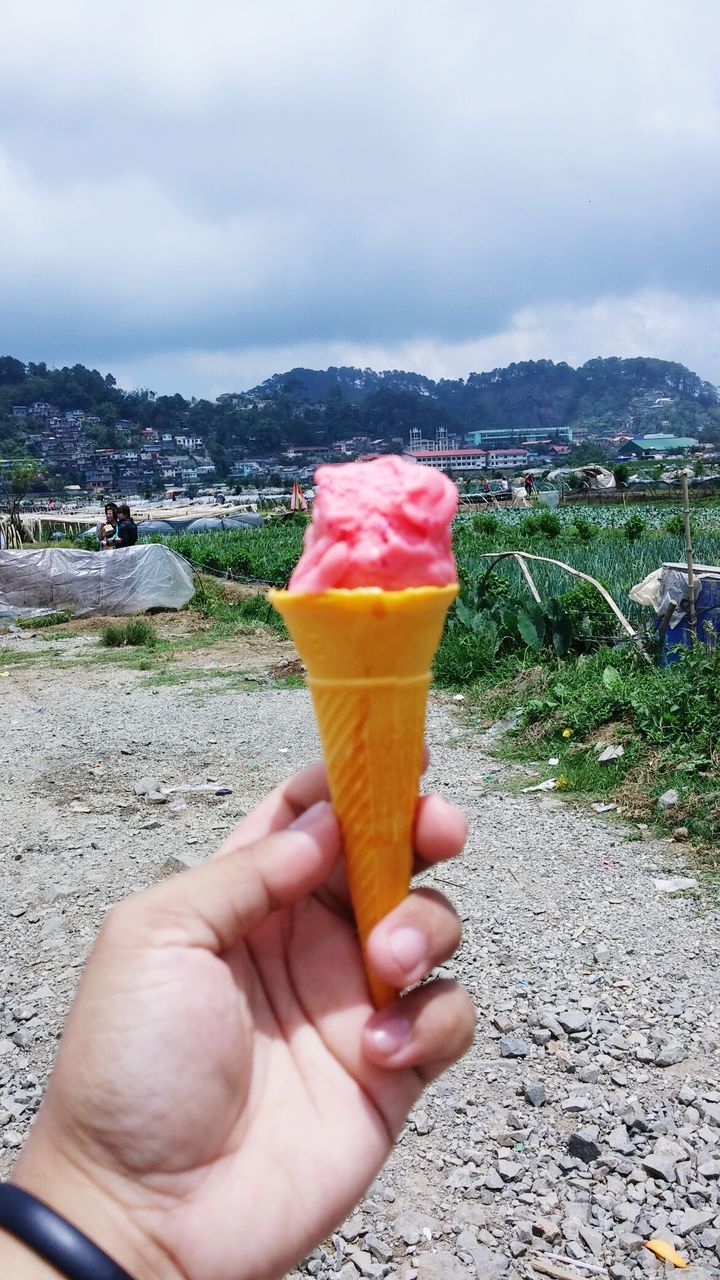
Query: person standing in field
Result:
<box><xmin>107</xmin><ymin>504</ymin><xmax>138</xmax><ymax>547</ymax></box>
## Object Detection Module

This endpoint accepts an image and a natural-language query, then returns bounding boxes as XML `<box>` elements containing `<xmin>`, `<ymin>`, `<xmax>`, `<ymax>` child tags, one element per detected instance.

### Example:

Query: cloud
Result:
<box><xmin>103</xmin><ymin>289</ymin><xmax>720</xmax><ymax>396</ymax></box>
<box><xmin>1</xmin><ymin>0</ymin><xmax>719</xmax><ymax>392</ymax></box>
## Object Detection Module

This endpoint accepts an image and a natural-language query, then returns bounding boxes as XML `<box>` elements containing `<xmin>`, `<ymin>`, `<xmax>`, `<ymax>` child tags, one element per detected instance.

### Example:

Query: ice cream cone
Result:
<box><xmin>268</xmin><ymin>585</ymin><xmax>457</xmax><ymax>1006</ymax></box>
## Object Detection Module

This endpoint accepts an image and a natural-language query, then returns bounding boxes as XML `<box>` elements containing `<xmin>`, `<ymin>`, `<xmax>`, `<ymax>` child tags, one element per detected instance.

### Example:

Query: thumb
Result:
<box><xmin>115</xmin><ymin>801</ymin><xmax>341</xmax><ymax>952</ymax></box>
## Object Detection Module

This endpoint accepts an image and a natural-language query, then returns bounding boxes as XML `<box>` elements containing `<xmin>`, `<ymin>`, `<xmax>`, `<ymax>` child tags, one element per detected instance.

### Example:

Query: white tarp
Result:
<box><xmin>629</xmin><ymin>561</ymin><xmax>720</xmax><ymax>624</ymax></box>
<box><xmin>547</xmin><ymin>465</ymin><xmax>616</xmax><ymax>490</ymax></box>
<box><xmin>0</xmin><ymin>545</ymin><xmax>195</xmax><ymax>619</ymax></box>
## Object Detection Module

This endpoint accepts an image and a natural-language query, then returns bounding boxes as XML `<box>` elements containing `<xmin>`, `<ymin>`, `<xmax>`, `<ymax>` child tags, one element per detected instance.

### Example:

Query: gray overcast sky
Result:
<box><xmin>1</xmin><ymin>0</ymin><xmax>719</xmax><ymax>397</ymax></box>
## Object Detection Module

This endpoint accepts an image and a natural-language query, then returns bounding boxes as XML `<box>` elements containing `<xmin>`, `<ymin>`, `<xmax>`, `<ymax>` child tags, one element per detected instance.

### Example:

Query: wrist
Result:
<box><xmin>9</xmin><ymin>1131</ymin><xmax>181</xmax><ymax>1280</ymax></box>
<box><xmin>0</xmin><ymin>1228</ymin><xmax>59</xmax><ymax>1278</ymax></box>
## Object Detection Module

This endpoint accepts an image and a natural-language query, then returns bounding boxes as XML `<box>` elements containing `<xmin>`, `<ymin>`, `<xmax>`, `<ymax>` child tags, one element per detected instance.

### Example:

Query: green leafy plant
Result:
<box><xmin>623</xmin><ymin>514</ymin><xmax>646</xmax><ymax>542</ymax></box>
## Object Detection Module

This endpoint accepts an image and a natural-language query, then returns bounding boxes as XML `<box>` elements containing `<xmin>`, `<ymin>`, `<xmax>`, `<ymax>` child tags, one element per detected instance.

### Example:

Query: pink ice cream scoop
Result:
<box><xmin>287</xmin><ymin>455</ymin><xmax>458</xmax><ymax>593</ymax></box>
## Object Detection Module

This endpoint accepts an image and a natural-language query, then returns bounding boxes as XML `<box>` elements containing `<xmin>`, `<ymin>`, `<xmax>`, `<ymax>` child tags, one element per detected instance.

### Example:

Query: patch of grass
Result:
<box><xmin>100</xmin><ymin>619</ymin><xmax>158</xmax><ymax>648</ymax></box>
<box><xmin>16</xmin><ymin>611</ymin><xmax>71</xmax><ymax>630</ymax></box>
<box><xmin>190</xmin><ymin>577</ymin><xmax>287</xmax><ymax>634</ymax></box>
<box><xmin>0</xmin><ymin>645</ymin><xmax>64</xmax><ymax>665</ymax></box>
<box><xmin>477</xmin><ymin>642</ymin><xmax>720</xmax><ymax>851</ymax></box>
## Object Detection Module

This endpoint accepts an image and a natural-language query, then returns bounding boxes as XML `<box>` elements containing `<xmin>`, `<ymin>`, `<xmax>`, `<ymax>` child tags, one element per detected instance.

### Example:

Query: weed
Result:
<box><xmin>101</xmin><ymin>619</ymin><xmax>158</xmax><ymax>648</ymax></box>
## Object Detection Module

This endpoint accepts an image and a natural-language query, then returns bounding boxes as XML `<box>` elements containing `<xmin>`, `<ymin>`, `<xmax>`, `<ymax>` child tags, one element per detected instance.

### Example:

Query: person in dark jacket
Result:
<box><xmin>109</xmin><ymin>504</ymin><xmax>138</xmax><ymax>548</ymax></box>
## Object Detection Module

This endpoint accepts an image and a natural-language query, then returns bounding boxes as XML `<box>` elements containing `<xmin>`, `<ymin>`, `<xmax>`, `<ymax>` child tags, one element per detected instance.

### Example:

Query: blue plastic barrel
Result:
<box><xmin>659</xmin><ymin>564</ymin><xmax>720</xmax><ymax>663</ymax></box>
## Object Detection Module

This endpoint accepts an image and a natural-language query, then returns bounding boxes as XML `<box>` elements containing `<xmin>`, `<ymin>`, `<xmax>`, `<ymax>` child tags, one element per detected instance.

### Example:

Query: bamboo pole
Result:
<box><xmin>681</xmin><ymin>471</ymin><xmax>697</xmax><ymax>632</ymax></box>
<box><xmin>513</xmin><ymin>552</ymin><xmax>542</xmax><ymax>603</ymax></box>
<box><xmin>477</xmin><ymin>549</ymin><xmax>652</xmax><ymax>662</ymax></box>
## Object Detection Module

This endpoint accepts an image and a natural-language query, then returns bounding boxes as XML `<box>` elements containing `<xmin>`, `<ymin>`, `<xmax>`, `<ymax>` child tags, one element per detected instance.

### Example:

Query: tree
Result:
<box><xmin>0</xmin><ymin>356</ymin><xmax>26</xmax><ymax>385</ymax></box>
<box><xmin>613</xmin><ymin>463</ymin><xmax>630</xmax><ymax>487</ymax></box>
<box><xmin>1</xmin><ymin>461</ymin><xmax>37</xmax><ymax>526</ymax></box>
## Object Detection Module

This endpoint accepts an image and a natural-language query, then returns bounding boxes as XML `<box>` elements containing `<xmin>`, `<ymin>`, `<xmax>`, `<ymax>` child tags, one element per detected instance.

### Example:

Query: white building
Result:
<box><xmin>486</xmin><ymin>448</ymin><xmax>528</xmax><ymax>470</ymax></box>
<box><xmin>403</xmin><ymin>448</ymin><xmax>487</xmax><ymax>472</ymax></box>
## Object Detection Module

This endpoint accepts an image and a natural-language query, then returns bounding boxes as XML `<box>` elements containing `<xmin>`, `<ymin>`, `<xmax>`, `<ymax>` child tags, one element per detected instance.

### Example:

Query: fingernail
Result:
<box><xmin>388</xmin><ymin>926</ymin><xmax>427</xmax><ymax>975</ymax></box>
<box><xmin>290</xmin><ymin>800</ymin><xmax>333</xmax><ymax>833</ymax></box>
<box><xmin>367</xmin><ymin>1014</ymin><xmax>411</xmax><ymax>1056</ymax></box>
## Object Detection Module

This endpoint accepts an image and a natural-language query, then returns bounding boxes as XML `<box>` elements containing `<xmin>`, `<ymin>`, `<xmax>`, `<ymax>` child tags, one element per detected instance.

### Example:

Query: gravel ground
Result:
<box><xmin>1</xmin><ymin>628</ymin><xmax>719</xmax><ymax>1280</ymax></box>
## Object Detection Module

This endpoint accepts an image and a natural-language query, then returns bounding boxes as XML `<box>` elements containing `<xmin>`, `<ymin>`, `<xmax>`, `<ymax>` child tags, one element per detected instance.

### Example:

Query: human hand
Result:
<box><xmin>10</xmin><ymin>765</ymin><xmax>475</xmax><ymax>1280</ymax></box>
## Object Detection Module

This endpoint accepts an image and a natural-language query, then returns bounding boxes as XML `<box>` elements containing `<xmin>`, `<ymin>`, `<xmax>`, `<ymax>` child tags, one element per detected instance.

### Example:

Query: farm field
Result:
<box><xmin>139</xmin><ymin>499</ymin><xmax>720</xmax><ymax>852</ymax></box>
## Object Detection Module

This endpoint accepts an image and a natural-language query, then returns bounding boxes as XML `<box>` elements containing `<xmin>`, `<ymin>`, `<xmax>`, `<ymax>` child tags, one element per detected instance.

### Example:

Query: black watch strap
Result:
<box><xmin>0</xmin><ymin>1182</ymin><xmax>136</xmax><ymax>1279</ymax></box>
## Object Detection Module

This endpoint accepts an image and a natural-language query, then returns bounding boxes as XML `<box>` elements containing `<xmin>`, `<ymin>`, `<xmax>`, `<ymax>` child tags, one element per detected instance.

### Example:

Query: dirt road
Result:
<box><xmin>1</xmin><ymin>624</ymin><xmax>719</xmax><ymax>1279</ymax></box>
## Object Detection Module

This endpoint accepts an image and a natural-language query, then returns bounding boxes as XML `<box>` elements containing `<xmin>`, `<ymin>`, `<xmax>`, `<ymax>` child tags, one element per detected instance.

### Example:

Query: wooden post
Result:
<box><xmin>681</xmin><ymin>472</ymin><xmax>697</xmax><ymax>632</ymax></box>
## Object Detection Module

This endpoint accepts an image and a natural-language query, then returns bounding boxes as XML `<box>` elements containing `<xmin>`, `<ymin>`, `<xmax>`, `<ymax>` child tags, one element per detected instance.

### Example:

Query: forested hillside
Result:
<box><xmin>1</xmin><ymin>354</ymin><xmax>718</xmax><ymax>473</ymax></box>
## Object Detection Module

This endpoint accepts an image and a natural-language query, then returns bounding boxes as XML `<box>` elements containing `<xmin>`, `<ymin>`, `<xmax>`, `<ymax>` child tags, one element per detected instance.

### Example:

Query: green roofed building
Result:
<box><xmin>617</xmin><ymin>433</ymin><xmax>700</xmax><ymax>459</ymax></box>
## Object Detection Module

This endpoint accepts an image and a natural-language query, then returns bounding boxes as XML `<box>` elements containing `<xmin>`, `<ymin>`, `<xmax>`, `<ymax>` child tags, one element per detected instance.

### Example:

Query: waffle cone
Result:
<box><xmin>268</xmin><ymin>585</ymin><xmax>457</xmax><ymax>1006</ymax></box>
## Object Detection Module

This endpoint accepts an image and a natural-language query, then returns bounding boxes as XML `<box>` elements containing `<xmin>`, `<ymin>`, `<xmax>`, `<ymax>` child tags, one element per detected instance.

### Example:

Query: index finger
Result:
<box><xmin>214</xmin><ymin>753</ymin><xmax>464</xmax><ymax>885</ymax></box>
<box><xmin>214</xmin><ymin>763</ymin><xmax>330</xmax><ymax>858</ymax></box>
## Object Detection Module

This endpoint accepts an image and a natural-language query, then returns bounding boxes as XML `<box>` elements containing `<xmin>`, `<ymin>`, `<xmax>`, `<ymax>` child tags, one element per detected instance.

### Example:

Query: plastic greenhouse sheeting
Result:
<box><xmin>0</xmin><ymin>545</ymin><xmax>195</xmax><ymax>620</ymax></box>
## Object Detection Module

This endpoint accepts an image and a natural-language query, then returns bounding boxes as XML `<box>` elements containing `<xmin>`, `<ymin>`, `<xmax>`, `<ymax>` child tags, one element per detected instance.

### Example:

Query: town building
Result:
<box><xmin>486</xmin><ymin>448</ymin><xmax>528</xmax><ymax>470</ymax></box>
<box><xmin>403</xmin><ymin>448</ymin><xmax>487</xmax><ymax>472</ymax></box>
<box><xmin>616</xmin><ymin>434</ymin><xmax>700</xmax><ymax>459</ymax></box>
<box><xmin>464</xmin><ymin>425</ymin><xmax>573</xmax><ymax>448</ymax></box>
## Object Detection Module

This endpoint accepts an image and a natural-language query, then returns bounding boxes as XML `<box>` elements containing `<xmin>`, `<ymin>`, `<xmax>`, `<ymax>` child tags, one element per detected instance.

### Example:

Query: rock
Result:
<box><xmin>414</xmin><ymin>1249</ymin><xmax>474</xmax><ymax>1279</ymax></box>
<box><xmin>413</xmin><ymin>1110</ymin><xmax>434</xmax><ymax>1135</ymax></box>
<box><xmin>338</xmin><ymin>1265</ymin><xmax>361</xmax><ymax>1280</ymax></box>
<box><xmin>499</xmin><ymin>1036</ymin><xmax>528</xmax><ymax>1058</ymax></box>
<box><xmin>146</xmin><ymin>790</ymin><xmax>170</xmax><ymax>804</ymax></box>
<box><xmin>578</xmin><ymin>1224</ymin><xmax>603</xmax><ymax>1256</ymax></box>
<box><xmin>698</xmin><ymin>1158</ymin><xmax>720</xmax><ymax>1177</ymax></box>
<box><xmin>532</xmin><ymin>1218</ymin><xmax>561</xmax><ymax>1243</ymax></box>
<box><xmin>134</xmin><ymin>776</ymin><xmax>160</xmax><ymax>795</ymax></box>
<box><xmin>341</xmin><ymin>1216</ymin><xmax>365</xmax><ymax>1242</ymax></box>
<box><xmin>365</xmin><ymin>1235</ymin><xmax>393</xmax><ymax>1263</ymax></box>
<box><xmin>455</xmin><ymin>1230</ymin><xmax>478</xmax><ymax>1253</ymax></box>
<box><xmin>672</xmin><ymin>826</ymin><xmax>690</xmax><ymax>841</ymax></box>
<box><xmin>484</xmin><ymin>1169</ymin><xmax>505</xmax><ymax>1191</ymax></box>
<box><xmin>642</xmin><ymin>1137</ymin><xmax>684</xmax><ymax>1182</ymax></box>
<box><xmin>523</xmin><ymin>1080</ymin><xmax>546</xmax><ymax>1107</ymax></box>
<box><xmin>537</xmin><ymin>1009</ymin><xmax>564</xmax><ymax>1038</ymax></box>
<box><xmin>393</xmin><ymin>1212</ymin><xmax>436</xmax><ymax>1246</ymax></box>
<box><xmin>658</xmin><ymin>788</ymin><xmax>679</xmax><ymax>808</ymax></box>
<box><xmin>497</xmin><ymin>1159</ymin><xmax>522</xmax><ymax>1181</ymax></box>
<box><xmin>2</xmin><ymin>1130</ymin><xmax>23</xmax><ymax>1148</ymax></box>
<box><xmin>675</xmin><ymin>1208</ymin><xmax>717</xmax><ymax>1235</ymax></box>
<box><xmin>458</xmin><ymin>1243</ymin><xmax>508</xmax><ymax>1280</ymax></box>
<box><xmin>655</xmin><ymin>1041</ymin><xmax>686</xmax><ymax>1067</ymax></box>
<box><xmin>492</xmin><ymin>1013</ymin><xmax>515</xmax><ymax>1033</ymax></box>
<box><xmin>701</xmin><ymin>1100</ymin><xmax>720</xmax><ymax>1125</ymax></box>
<box><xmin>348</xmin><ymin>1248</ymin><xmax>380</xmax><ymax>1278</ymax></box>
<box><xmin>608</xmin><ymin>1125</ymin><xmax>634</xmax><ymax>1154</ymax></box>
<box><xmin>593</xmin><ymin>941</ymin><xmax>610</xmax><ymax>963</ymax></box>
<box><xmin>653</xmin><ymin>877</ymin><xmax>699</xmax><ymax>894</ymax></box>
<box><xmin>561</xmin><ymin>1093</ymin><xmax>593</xmax><ymax>1112</ymax></box>
<box><xmin>577</xmin><ymin>1064</ymin><xmax>600</xmax><ymax>1084</ymax></box>
<box><xmin>530</xmin><ymin>1028</ymin><xmax>552</xmax><ymax>1046</ymax></box>
<box><xmin>567</xmin><ymin>1133</ymin><xmax>600</xmax><ymax>1163</ymax></box>
<box><xmin>557</xmin><ymin>1009</ymin><xmax>588</xmax><ymax>1034</ymax></box>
